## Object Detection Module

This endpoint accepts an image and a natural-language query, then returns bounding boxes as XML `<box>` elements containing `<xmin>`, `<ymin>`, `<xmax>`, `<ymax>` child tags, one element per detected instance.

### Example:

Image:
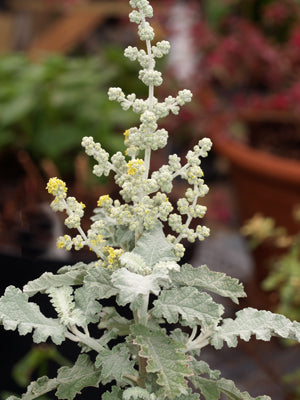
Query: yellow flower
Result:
<box><xmin>46</xmin><ymin>177</ymin><xmax>67</xmax><ymax>198</ymax></box>
<box><xmin>97</xmin><ymin>195</ymin><xmax>111</xmax><ymax>207</ymax></box>
<box><xmin>124</xmin><ymin>129</ymin><xmax>130</xmax><ymax>140</ymax></box>
<box><xmin>127</xmin><ymin>159</ymin><xmax>143</xmax><ymax>176</ymax></box>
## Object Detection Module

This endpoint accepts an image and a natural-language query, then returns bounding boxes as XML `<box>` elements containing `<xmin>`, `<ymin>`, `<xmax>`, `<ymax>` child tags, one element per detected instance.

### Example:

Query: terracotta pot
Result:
<box><xmin>208</xmin><ymin>114</ymin><xmax>300</xmax><ymax>298</ymax></box>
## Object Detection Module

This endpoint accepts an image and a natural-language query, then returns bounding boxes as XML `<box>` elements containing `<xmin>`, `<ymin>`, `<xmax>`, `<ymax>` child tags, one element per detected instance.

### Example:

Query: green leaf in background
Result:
<box><xmin>0</xmin><ymin>286</ymin><xmax>66</xmax><ymax>344</ymax></box>
<box><xmin>170</xmin><ymin>264</ymin><xmax>246</xmax><ymax>304</ymax></box>
<box><xmin>0</xmin><ymin>52</ymin><xmax>139</xmax><ymax>178</ymax></box>
<box><xmin>12</xmin><ymin>345</ymin><xmax>71</xmax><ymax>388</ymax></box>
<box><xmin>131</xmin><ymin>324</ymin><xmax>191</xmax><ymax>400</ymax></box>
<box><xmin>203</xmin><ymin>0</ymin><xmax>236</xmax><ymax>28</ymax></box>
<box><xmin>56</xmin><ymin>354</ymin><xmax>101</xmax><ymax>400</ymax></box>
<box><xmin>0</xmin><ymin>130</ymin><xmax>15</xmax><ymax>147</ymax></box>
<box><xmin>153</xmin><ymin>287</ymin><xmax>223</xmax><ymax>328</ymax></box>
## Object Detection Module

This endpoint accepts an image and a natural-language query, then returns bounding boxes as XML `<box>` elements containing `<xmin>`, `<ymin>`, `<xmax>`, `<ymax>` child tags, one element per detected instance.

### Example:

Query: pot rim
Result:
<box><xmin>210</xmin><ymin>126</ymin><xmax>300</xmax><ymax>185</ymax></box>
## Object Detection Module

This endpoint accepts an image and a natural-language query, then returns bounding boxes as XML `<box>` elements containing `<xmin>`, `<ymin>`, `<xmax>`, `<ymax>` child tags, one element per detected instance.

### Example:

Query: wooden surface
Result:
<box><xmin>26</xmin><ymin>2</ymin><xmax>169</xmax><ymax>59</ymax></box>
<box><xmin>0</xmin><ymin>13</ymin><xmax>13</xmax><ymax>53</ymax></box>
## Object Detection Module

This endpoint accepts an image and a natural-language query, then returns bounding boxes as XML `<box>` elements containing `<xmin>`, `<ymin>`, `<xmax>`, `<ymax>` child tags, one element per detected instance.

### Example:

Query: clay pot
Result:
<box><xmin>208</xmin><ymin>113</ymin><xmax>300</xmax><ymax>301</ymax></box>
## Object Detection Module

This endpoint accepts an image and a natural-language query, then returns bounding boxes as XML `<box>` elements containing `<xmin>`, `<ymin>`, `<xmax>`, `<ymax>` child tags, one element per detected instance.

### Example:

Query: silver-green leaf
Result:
<box><xmin>95</xmin><ymin>343</ymin><xmax>137</xmax><ymax>384</ymax></box>
<box><xmin>84</xmin><ymin>267</ymin><xmax>118</xmax><ymax>299</ymax></box>
<box><xmin>75</xmin><ymin>286</ymin><xmax>102</xmax><ymax>325</ymax></box>
<box><xmin>170</xmin><ymin>264</ymin><xmax>246</xmax><ymax>304</ymax></box>
<box><xmin>23</xmin><ymin>263</ymin><xmax>89</xmax><ymax>297</ymax></box>
<box><xmin>131</xmin><ymin>324</ymin><xmax>191</xmax><ymax>399</ymax></box>
<box><xmin>56</xmin><ymin>354</ymin><xmax>102</xmax><ymax>400</ymax></box>
<box><xmin>152</xmin><ymin>287</ymin><xmax>223</xmax><ymax>328</ymax></box>
<box><xmin>0</xmin><ymin>286</ymin><xmax>66</xmax><ymax>344</ymax></box>
<box><xmin>133</xmin><ymin>222</ymin><xmax>176</xmax><ymax>266</ymax></box>
<box><xmin>7</xmin><ymin>376</ymin><xmax>59</xmax><ymax>400</ymax></box>
<box><xmin>190</xmin><ymin>375</ymin><xmax>271</xmax><ymax>400</ymax></box>
<box><xmin>211</xmin><ymin>307</ymin><xmax>300</xmax><ymax>349</ymax></box>
<box><xmin>111</xmin><ymin>268</ymin><xmax>162</xmax><ymax>309</ymax></box>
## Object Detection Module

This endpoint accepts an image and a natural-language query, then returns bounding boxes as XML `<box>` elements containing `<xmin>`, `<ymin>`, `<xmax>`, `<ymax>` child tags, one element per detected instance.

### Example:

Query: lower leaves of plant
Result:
<box><xmin>2</xmin><ymin>1</ymin><xmax>300</xmax><ymax>399</ymax></box>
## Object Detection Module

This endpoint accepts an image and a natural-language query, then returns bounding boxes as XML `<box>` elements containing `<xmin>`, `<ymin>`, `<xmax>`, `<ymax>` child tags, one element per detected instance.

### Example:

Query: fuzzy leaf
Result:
<box><xmin>191</xmin><ymin>375</ymin><xmax>271</xmax><ymax>400</ymax></box>
<box><xmin>98</xmin><ymin>306</ymin><xmax>132</xmax><ymax>336</ymax></box>
<box><xmin>56</xmin><ymin>354</ymin><xmax>101</xmax><ymax>399</ymax></box>
<box><xmin>23</xmin><ymin>263</ymin><xmax>89</xmax><ymax>297</ymax></box>
<box><xmin>133</xmin><ymin>222</ymin><xmax>176</xmax><ymax>266</ymax></box>
<box><xmin>75</xmin><ymin>286</ymin><xmax>102</xmax><ymax>325</ymax></box>
<box><xmin>120</xmin><ymin>252</ymin><xmax>148</xmax><ymax>274</ymax></box>
<box><xmin>0</xmin><ymin>286</ymin><xmax>66</xmax><ymax>344</ymax></box>
<box><xmin>47</xmin><ymin>286</ymin><xmax>85</xmax><ymax>327</ymax></box>
<box><xmin>153</xmin><ymin>287</ymin><xmax>223</xmax><ymax>328</ymax></box>
<box><xmin>174</xmin><ymin>391</ymin><xmax>200</xmax><ymax>400</ymax></box>
<box><xmin>84</xmin><ymin>267</ymin><xmax>118</xmax><ymax>299</ymax></box>
<box><xmin>171</xmin><ymin>264</ymin><xmax>246</xmax><ymax>304</ymax></box>
<box><xmin>95</xmin><ymin>343</ymin><xmax>136</xmax><ymax>384</ymax></box>
<box><xmin>211</xmin><ymin>307</ymin><xmax>300</xmax><ymax>349</ymax></box>
<box><xmin>131</xmin><ymin>324</ymin><xmax>191</xmax><ymax>399</ymax></box>
<box><xmin>123</xmin><ymin>387</ymin><xmax>151</xmax><ymax>400</ymax></box>
<box><xmin>102</xmin><ymin>386</ymin><xmax>123</xmax><ymax>400</ymax></box>
<box><xmin>111</xmin><ymin>268</ymin><xmax>162</xmax><ymax>309</ymax></box>
<box><xmin>6</xmin><ymin>376</ymin><xmax>59</xmax><ymax>400</ymax></box>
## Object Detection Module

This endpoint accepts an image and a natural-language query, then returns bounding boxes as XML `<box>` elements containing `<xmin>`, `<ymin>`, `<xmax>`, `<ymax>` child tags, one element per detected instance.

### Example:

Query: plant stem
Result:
<box><xmin>68</xmin><ymin>326</ymin><xmax>105</xmax><ymax>353</ymax></box>
<box><xmin>185</xmin><ymin>328</ymin><xmax>213</xmax><ymax>352</ymax></box>
<box><xmin>138</xmin><ymin>356</ymin><xmax>147</xmax><ymax>388</ymax></box>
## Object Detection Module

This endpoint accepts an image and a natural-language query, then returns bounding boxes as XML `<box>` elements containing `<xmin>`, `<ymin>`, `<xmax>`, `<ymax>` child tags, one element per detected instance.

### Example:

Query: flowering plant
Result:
<box><xmin>201</xmin><ymin>0</ymin><xmax>300</xmax><ymax>110</ymax></box>
<box><xmin>2</xmin><ymin>1</ymin><xmax>300</xmax><ymax>399</ymax></box>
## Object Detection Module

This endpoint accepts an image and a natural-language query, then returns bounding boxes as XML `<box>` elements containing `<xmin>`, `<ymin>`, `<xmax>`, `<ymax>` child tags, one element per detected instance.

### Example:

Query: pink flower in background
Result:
<box><xmin>262</xmin><ymin>1</ymin><xmax>292</xmax><ymax>25</ymax></box>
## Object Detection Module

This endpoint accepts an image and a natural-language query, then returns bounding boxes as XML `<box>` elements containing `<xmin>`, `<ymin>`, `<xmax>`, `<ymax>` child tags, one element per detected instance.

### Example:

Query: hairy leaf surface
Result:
<box><xmin>56</xmin><ymin>354</ymin><xmax>101</xmax><ymax>400</ymax></box>
<box><xmin>122</xmin><ymin>387</ymin><xmax>151</xmax><ymax>400</ymax></box>
<box><xmin>131</xmin><ymin>324</ymin><xmax>191</xmax><ymax>399</ymax></box>
<box><xmin>47</xmin><ymin>286</ymin><xmax>85</xmax><ymax>327</ymax></box>
<box><xmin>111</xmin><ymin>268</ymin><xmax>161</xmax><ymax>308</ymax></box>
<box><xmin>211</xmin><ymin>307</ymin><xmax>300</xmax><ymax>349</ymax></box>
<box><xmin>75</xmin><ymin>286</ymin><xmax>102</xmax><ymax>325</ymax></box>
<box><xmin>84</xmin><ymin>267</ymin><xmax>118</xmax><ymax>299</ymax></box>
<box><xmin>133</xmin><ymin>222</ymin><xmax>176</xmax><ymax>266</ymax></box>
<box><xmin>191</xmin><ymin>375</ymin><xmax>271</xmax><ymax>400</ymax></box>
<box><xmin>152</xmin><ymin>287</ymin><xmax>223</xmax><ymax>328</ymax></box>
<box><xmin>23</xmin><ymin>262</ymin><xmax>90</xmax><ymax>296</ymax></box>
<box><xmin>98</xmin><ymin>306</ymin><xmax>132</xmax><ymax>336</ymax></box>
<box><xmin>0</xmin><ymin>286</ymin><xmax>66</xmax><ymax>344</ymax></box>
<box><xmin>170</xmin><ymin>264</ymin><xmax>246</xmax><ymax>304</ymax></box>
<box><xmin>102</xmin><ymin>386</ymin><xmax>123</xmax><ymax>400</ymax></box>
<box><xmin>6</xmin><ymin>376</ymin><xmax>59</xmax><ymax>400</ymax></box>
<box><xmin>95</xmin><ymin>343</ymin><xmax>136</xmax><ymax>384</ymax></box>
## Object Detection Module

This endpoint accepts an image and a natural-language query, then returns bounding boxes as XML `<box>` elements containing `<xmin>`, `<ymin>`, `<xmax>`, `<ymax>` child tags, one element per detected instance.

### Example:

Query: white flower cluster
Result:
<box><xmin>46</xmin><ymin>0</ymin><xmax>212</xmax><ymax>266</ymax></box>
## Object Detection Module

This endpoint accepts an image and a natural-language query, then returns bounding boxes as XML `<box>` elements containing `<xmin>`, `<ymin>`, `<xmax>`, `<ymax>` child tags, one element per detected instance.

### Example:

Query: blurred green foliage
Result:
<box><xmin>0</xmin><ymin>51</ymin><xmax>141</xmax><ymax>179</ymax></box>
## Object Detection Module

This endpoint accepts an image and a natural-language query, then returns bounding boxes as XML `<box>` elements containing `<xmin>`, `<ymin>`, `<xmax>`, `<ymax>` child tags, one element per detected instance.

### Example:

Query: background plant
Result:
<box><xmin>1</xmin><ymin>1</ymin><xmax>300</xmax><ymax>400</ymax></box>
<box><xmin>0</xmin><ymin>52</ymin><xmax>139</xmax><ymax>180</ymax></box>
